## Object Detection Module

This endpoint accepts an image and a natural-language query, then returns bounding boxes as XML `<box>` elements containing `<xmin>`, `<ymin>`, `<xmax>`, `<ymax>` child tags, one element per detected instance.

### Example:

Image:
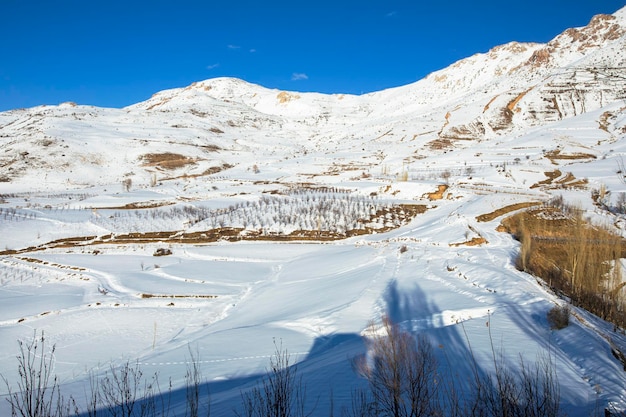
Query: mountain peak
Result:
<box><xmin>524</xmin><ymin>9</ymin><xmax>625</xmax><ymax>69</ymax></box>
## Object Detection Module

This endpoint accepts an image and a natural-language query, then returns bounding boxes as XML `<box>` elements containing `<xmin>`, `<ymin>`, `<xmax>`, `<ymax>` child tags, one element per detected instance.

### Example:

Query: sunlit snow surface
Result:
<box><xmin>1</xmin><ymin>8</ymin><xmax>626</xmax><ymax>415</ymax></box>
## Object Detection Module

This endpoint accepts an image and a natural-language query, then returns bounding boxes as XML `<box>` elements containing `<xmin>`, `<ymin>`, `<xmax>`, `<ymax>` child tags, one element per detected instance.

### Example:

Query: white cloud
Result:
<box><xmin>291</xmin><ymin>72</ymin><xmax>309</xmax><ymax>81</ymax></box>
<box><xmin>227</xmin><ymin>44</ymin><xmax>240</xmax><ymax>50</ymax></box>
<box><xmin>206</xmin><ymin>63</ymin><xmax>219</xmax><ymax>70</ymax></box>
<box><xmin>249</xmin><ymin>48</ymin><xmax>256</xmax><ymax>53</ymax></box>
<box><xmin>386</xmin><ymin>11</ymin><xmax>397</xmax><ymax>17</ymax></box>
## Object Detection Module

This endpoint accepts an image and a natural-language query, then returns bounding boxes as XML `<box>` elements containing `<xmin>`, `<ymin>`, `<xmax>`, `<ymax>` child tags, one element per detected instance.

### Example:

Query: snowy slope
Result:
<box><xmin>1</xmin><ymin>6</ymin><xmax>626</xmax><ymax>416</ymax></box>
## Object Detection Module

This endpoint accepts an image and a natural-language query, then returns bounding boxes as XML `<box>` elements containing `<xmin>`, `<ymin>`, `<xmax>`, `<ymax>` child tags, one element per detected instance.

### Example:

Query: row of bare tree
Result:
<box><xmin>2</xmin><ymin>319</ymin><xmax>581</xmax><ymax>417</ymax></box>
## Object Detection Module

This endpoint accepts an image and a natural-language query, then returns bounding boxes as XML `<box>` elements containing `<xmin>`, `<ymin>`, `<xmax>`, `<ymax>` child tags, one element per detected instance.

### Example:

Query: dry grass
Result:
<box><xmin>483</xmin><ymin>95</ymin><xmax>499</xmax><ymax>112</ymax></box>
<box><xmin>427</xmin><ymin>138</ymin><xmax>454</xmax><ymax>150</ymax></box>
<box><xmin>424</xmin><ymin>185</ymin><xmax>448</xmax><ymax>200</ymax></box>
<box><xmin>141</xmin><ymin>153</ymin><xmax>196</xmax><ymax>170</ymax></box>
<box><xmin>449</xmin><ymin>237</ymin><xmax>487</xmax><ymax>247</ymax></box>
<box><xmin>531</xmin><ymin>170</ymin><xmax>588</xmax><ymax>190</ymax></box>
<box><xmin>547</xmin><ymin>304</ymin><xmax>570</xmax><ymax>330</ymax></box>
<box><xmin>161</xmin><ymin>163</ymin><xmax>234</xmax><ymax>181</ymax></box>
<box><xmin>501</xmin><ymin>205</ymin><xmax>626</xmax><ymax>327</ymax></box>
<box><xmin>598</xmin><ymin>111</ymin><xmax>614</xmax><ymax>133</ymax></box>
<box><xmin>531</xmin><ymin>170</ymin><xmax>562</xmax><ymax>188</ymax></box>
<box><xmin>276</xmin><ymin>91</ymin><xmax>300</xmax><ymax>103</ymax></box>
<box><xmin>544</xmin><ymin>149</ymin><xmax>596</xmax><ymax>164</ymax></box>
<box><xmin>476</xmin><ymin>201</ymin><xmax>541</xmax><ymax>222</ymax></box>
<box><xmin>507</xmin><ymin>88</ymin><xmax>532</xmax><ymax>112</ymax></box>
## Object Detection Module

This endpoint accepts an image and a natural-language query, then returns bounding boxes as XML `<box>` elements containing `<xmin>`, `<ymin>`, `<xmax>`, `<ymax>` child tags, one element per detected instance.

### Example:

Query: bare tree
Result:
<box><xmin>471</xmin><ymin>352</ymin><xmax>561</xmax><ymax>417</ymax></box>
<box><xmin>459</xmin><ymin>318</ymin><xmax>562</xmax><ymax>417</ymax></box>
<box><xmin>236</xmin><ymin>340</ymin><xmax>312</xmax><ymax>417</ymax></box>
<box><xmin>98</xmin><ymin>360</ymin><xmax>170</xmax><ymax>417</ymax></box>
<box><xmin>185</xmin><ymin>347</ymin><xmax>210</xmax><ymax>417</ymax></box>
<box><xmin>341</xmin><ymin>389</ymin><xmax>375</xmax><ymax>417</ymax></box>
<box><xmin>354</xmin><ymin>317</ymin><xmax>440</xmax><ymax>417</ymax></box>
<box><xmin>441</xmin><ymin>170</ymin><xmax>452</xmax><ymax>184</ymax></box>
<box><xmin>122</xmin><ymin>178</ymin><xmax>132</xmax><ymax>192</ymax></box>
<box><xmin>2</xmin><ymin>330</ymin><xmax>65</xmax><ymax>417</ymax></box>
<box><xmin>99</xmin><ymin>361</ymin><xmax>142</xmax><ymax>417</ymax></box>
<box><xmin>84</xmin><ymin>372</ymin><xmax>100</xmax><ymax>417</ymax></box>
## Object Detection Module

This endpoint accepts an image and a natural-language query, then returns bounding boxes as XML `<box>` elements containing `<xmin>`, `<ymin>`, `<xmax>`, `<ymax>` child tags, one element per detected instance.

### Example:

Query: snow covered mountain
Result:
<box><xmin>1</xmin><ymin>6</ymin><xmax>626</xmax><ymax>416</ymax></box>
<box><xmin>1</xmin><ymin>6</ymin><xmax>624</xmax><ymax>192</ymax></box>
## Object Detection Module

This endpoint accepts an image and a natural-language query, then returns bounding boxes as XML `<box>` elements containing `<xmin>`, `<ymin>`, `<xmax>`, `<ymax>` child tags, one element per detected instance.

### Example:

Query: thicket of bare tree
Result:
<box><xmin>236</xmin><ymin>341</ymin><xmax>312</xmax><ymax>417</ymax></box>
<box><xmin>354</xmin><ymin>317</ymin><xmax>439</xmax><ymax>417</ymax></box>
<box><xmin>185</xmin><ymin>347</ymin><xmax>210</xmax><ymax>417</ymax></box>
<box><xmin>0</xmin><ymin>324</ymin><xmax>578</xmax><ymax>417</ymax></box>
<box><xmin>90</xmin><ymin>189</ymin><xmax>407</xmax><ymax>236</ymax></box>
<box><xmin>352</xmin><ymin>317</ymin><xmax>563</xmax><ymax>417</ymax></box>
<box><xmin>2</xmin><ymin>331</ymin><xmax>207</xmax><ymax>417</ymax></box>
<box><xmin>2</xmin><ymin>331</ymin><xmax>67</xmax><ymax>417</ymax></box>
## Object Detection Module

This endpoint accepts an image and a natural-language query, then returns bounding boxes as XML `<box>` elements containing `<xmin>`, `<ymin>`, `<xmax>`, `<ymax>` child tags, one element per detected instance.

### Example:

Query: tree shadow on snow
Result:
<box><xmin>68</xmin><ymin>280</ymin><xmax>516</xmax><ymax>416</ymax></box>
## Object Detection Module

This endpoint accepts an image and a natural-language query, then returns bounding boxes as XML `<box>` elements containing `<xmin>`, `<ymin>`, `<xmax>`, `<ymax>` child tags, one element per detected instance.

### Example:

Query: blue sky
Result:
<box><xmin>1</xmin><ymin>0</ymin><xmax>624</xmax><ymax>111</ymax></box>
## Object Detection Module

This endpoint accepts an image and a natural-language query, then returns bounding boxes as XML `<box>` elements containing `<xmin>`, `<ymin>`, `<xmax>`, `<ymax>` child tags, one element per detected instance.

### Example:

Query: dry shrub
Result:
<box><xmin>355</xmin><ymin>317</ymin><xmax>440</xmax><ymax>417</ymax></box>
<box><xmin>424</xmin><ymin>184</ymin><xmax>448</xmax><ymax>200</ymax></box>
<box><xmin>427</xmin><ymin>138</ymin><xmax>453</xmax><ymax>150</ymax></box>
<box><xmin>353</xmin><ymin>316</ymin><xmax>564</xmax><ymax>417</ymax></box>
<box><xmin>153</xmin><ymin>248</ymin><xmax>172</xmax><ymax>256</ymax></box>
<box><xmin>236</xmin><ymin>341</ymin><xmax>310</xmax><ymax>417</ymax></box>
<box><xmin>142</xmin><ymin>153</ymin><xmax>196</xmax><ymax>169</ymax></box>
<box><xmin>547</xmin><ymin>305</ymin><xmax>570</xmax><ymax>330</ymax></box>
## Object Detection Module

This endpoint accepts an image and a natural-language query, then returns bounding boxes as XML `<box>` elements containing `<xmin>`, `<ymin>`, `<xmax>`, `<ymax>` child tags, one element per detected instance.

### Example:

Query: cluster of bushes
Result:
<box><xmin>2</xmin><ymin>321</ymin><xmax>586</xmax><ymax>417</ymax></box>
<box><xmin>2</xmin><ymin>332</ymin><xmax>209</xmax><ymax>417</ymax></box>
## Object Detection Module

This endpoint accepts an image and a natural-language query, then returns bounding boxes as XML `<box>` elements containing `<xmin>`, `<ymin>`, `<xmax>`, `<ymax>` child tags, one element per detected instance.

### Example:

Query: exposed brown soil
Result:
<box><xmin>161</xmin><ymin>163</ymin><xmax>234</xmax><ymax>181</ymax></box>
<box><xmin>483</xmin><ymin>95</ymin><xmax>499</xmax><ymax>112</ymax></box>
<box><xmin>598</xmin><ymin>111</ymin><xmax>614</xmax><ymax>132</ymax></box>
<box><xmin>531</xmin><ymin>170</ymin><xmax>562</xmax><ymax>188</ymax></box>
<box><xmin>443</xmin><ymin>121</ymin><xmax>485</xmax><ymax>140</ymax></box>
<box><xmin>424</xmin><ymin>185</ymin><xmax>448</xmax><ymax>200</ymax></box>
<box><xmin>277</xmin><ymin>91</ymin><xmax>300</xmax><ymax>103</ymax></box>
<box><xmin>16</xmin><ymin>256</ymin><xmax>86</xmax><ymax>271</ymax></box>
<box><xmin>507</xmin><ymin>88</ymin><xmax>532</xmax><ymax>112</ymax></box>
<box><xmin>544</xmin><ymin>149</ymin><xmax>596</xmax><ymax>164</ymax></box>
<box><xmin>427</xmin><ymin>138</ymin><xmax>454</xmax><ymax>150</ymax></box>
<box><xmin>476</xmin><ymin>202</ymin><xmax>541</xmax><ymax>222</ymax></box>
<box><xmin>531</xmin><ymin>169</ymin><xmax>588</xmax><ymax>190</ymax></box>
<box><xmin>449</xmin><ymin>237</ymin><xmax>488</xmax><ymax>247</ymax></box>
<box><xmin>142</xmin><ymin>153</ymin><xmax>197</xmax><ymax>170</ymax></box>
<box><xmin>94</xmin><ymin>201</ymin><xmax>175</xmax><ymax>210</ymax></box>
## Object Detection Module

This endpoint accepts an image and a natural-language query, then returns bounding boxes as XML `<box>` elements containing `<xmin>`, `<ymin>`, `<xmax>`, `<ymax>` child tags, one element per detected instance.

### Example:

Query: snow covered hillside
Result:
<box><xmin>1</xmin><ymin>6</ymin><xmax>626</xmax><ymax>416</ymax></box>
